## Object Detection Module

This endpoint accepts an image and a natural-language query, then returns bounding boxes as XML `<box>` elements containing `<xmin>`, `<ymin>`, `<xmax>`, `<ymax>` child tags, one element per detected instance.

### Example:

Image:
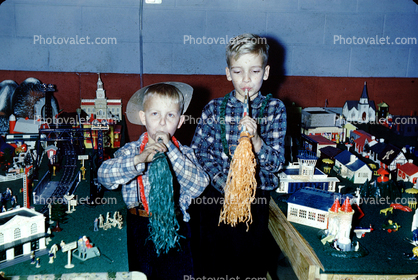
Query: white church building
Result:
<box><xmin>342</xmin><ymin>82</ymin><xmax>376</xmax><ymax>124</ymax></box>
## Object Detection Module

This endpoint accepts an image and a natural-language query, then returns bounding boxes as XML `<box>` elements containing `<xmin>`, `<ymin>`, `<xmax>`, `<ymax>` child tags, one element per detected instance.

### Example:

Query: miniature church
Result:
<box><xmin>80</xmin><ymin>74</ymin><xmax>122</xmax><ymax>123</ymax></box>
<box><xmin>342</xmin><ymin>82</ymin><xmax>376</xmax><ymax>124</ymax></box>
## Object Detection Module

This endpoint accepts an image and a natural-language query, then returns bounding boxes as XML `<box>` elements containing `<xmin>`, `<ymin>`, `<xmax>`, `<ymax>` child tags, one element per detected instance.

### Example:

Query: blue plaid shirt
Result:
<box><xmin>191</xmin><ymin>91</ymin><xmax>287</xmax><ymax>192</ymax></box>
<box><xmin>97</xmin><ymin>133</ymin><xmax>209</xmax><ymax>222</ymax></box>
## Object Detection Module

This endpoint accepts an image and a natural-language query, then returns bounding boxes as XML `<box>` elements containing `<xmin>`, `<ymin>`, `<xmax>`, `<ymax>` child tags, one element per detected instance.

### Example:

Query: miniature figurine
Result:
<box><xmin>30</xmin><ymin>251</ymin><xmax>36</xmax><ymax>264</ymax></box>
<box><xmin>80</xmin><ymin>165</ymin><xmax>86</xmax><ymax>180</ymax></box>
<box><xmin>10</xmin><ymin>196</ymin><xmax>16</xmax><ymax>208</ymax></box>
<box><xmin>101</xmin><ymin>211</ymin><xmax>123</xmax><ymax>230</ymax></box>
<box><xmin>49</xmin><ymin>243</ymin><xmax>59</xmax><ymax>263</ymax></box>
<box><xmin>49</xmin><ymin>250</ymin><xmax>54</xmax><ymax>263</ymax></box>
<box><xmin>72</xmin><ymin>236</ymin><xmax>100</xmax><ymax>262</ymax></box>
<box><xmin>94</xmin><ymin>218</ymin><xmax>99</xmax><ymax>231</ymax></box>
<box><xmin>46</xmin><ymin>227</ymin><xmax>52</xmax><ymax>245</ymax></box>
<box><xmin>98</xmin><ymin>214</ymin><xmax>104</xmax><ymax>228</ymax></box>
<box><xmin>83</xmin><ymin>236</ymin><xmax>93</xmax><ymax>249</ymax></box>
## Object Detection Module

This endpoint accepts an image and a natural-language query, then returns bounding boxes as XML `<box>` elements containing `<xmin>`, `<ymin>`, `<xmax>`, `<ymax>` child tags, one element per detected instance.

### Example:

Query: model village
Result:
<box><xmin>0</xmin><ymin>75</ymin><xmax>417</xmax><ymax>275</ymax></box>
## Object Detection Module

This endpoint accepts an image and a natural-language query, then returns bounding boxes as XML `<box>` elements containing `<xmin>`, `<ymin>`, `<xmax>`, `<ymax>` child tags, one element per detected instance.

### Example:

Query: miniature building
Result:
<box><xmin>276</xmin><ymin>150</ymin><xmax>339</xmax><ymax>194</ymax></box>
<box><xmin>376</xmin><ymin>101</ymin><xmax>389</xmax><ymax>119</ymax></box>
<box><xmin>350</xmin><ymin>130</ymin><xmax>373</xmax><ymax>154</ymax></box>
<box><xmin>286</xmin><ymin>187</ymin><xmax>344</xmax><ymax>229</ymax></box>
<box><xmin>319</xmin><ymin>146</ymin><xmax>343</xmax><ymax>162</ymax></box>
<box><xmin>342</xmin><ymin>82</ymin><xmax>376</xmax><ymax>124</ymax></box>
<box><xmin>397</xmin><ymin>160</ymin><xmax>418</xmax><ymax>185</ymax></box>
<box><xmin>301</xmin><ymin>107</ymin><xmax>339</xmax><ymax>128</ymax></box>
<box><xmin>301</xmin><ymin>107</ymin><xmax>345</xmax><ymax>143</ymax></box>
<box><xmin>45</xmin><ymin>145</ymin><xmax>58</xmax><ymax>164</ymax></box>
<box><xmin>333</xmin><ymin>150</ymin><xmax>372</xmax><ymax>184</ymax></box>
<box><xmin>365</xmin><ymin>138</ymin><xmax>386</xmax><ymax>162</ymax></box>
<box><xmin>302</xmin><ymin>134</ymin><xmax>337</xmax><ymax>158</ymax></box>
<box><xmin>378</xmin><ymin>143</ymin><xmax>407</xmax><ymax>173</ymax></box>
<box><xmin>0</xmin><ymin>208</ymin><xmax>47</xmax><ymax>266</ymax></box>
<box><xmin>80</xmin><ymin>73</ymin><xmax>122</xmax><ymax>123</ymax></box>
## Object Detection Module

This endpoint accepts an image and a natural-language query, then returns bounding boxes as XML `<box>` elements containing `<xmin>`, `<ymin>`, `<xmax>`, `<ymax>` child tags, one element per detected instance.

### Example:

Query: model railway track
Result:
<box><xmin>39</xmin><ymin>142</ymin><xmax>78</xmax><ymax>214</ymax></box>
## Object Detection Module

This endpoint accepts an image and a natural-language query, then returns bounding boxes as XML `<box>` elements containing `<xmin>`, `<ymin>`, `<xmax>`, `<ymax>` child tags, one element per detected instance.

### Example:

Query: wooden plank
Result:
<box><xmin>319</xmin><ymin>273</ymin><xmax>418</xmax><ymax>280</ymax></box>
<box><xmin>269</xmin><ymin>199</ymin><xmax>324</xmax><ymax>280</ymax></box>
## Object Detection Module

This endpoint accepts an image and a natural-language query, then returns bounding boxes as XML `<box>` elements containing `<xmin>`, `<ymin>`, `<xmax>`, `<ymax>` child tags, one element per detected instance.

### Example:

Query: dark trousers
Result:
<box><xmin>190</xmin><ymin>185</ymin><xmax>271</xmax><ymax>278</ymax></box>
<box><xmin>127</xmin><ymin>212</ymin><xmax>194</xmax><ymax>280</ymax></box>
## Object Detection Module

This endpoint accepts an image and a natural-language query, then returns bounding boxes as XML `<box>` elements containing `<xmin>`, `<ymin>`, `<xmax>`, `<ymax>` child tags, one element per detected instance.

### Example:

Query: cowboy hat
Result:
<box><xmin>126</xmin><ymin>82</ymin><xmax>193</xmax><ymax>125</ymax></box>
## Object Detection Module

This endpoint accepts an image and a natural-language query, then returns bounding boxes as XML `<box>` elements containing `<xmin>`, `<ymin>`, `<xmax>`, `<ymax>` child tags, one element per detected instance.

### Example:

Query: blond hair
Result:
<box><xmin>226</xmin><ymin>33</ymin><xmax>269</xmax><ymax>67</ymax></box>
<box><xmin>142</xmin><ymin>83</ymin><xmax>184</xmax><ymax>113</ymax></box>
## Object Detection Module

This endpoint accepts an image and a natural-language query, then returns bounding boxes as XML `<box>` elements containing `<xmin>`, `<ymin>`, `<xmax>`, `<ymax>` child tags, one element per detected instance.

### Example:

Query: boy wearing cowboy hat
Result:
<box><xmin>98</xmin><ymin>82</ymin><xmax>209</xmax><ymax>279</ymax></box>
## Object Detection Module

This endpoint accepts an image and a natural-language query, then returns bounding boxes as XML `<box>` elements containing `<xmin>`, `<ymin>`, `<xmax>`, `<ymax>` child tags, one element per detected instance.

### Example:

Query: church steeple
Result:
<box><xmin>359</xmin><ymin>81</ymin><xmax>368</xmax><ymax>104</ymax></box>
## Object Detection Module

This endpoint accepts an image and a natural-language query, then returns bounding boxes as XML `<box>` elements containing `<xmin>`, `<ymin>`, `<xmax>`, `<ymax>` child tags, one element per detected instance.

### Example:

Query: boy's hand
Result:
<box><xmin>153</xmin><ymin>131</ymin><xmax>171</xmax><ymax>145</ymax></box>
<box><xmin>239</xmin><ymin>116</ymin><xmax>262</xmax><ymax>153</ymax></box>
<box><xmin>134</xmin><ymin>142</ymin><xmax>167</xmax><ymax>164</ymax></box>
<box><xmin>134</xmin><ymin>132</ymin><xmax>170</xmax><ymax>164</ymax></box>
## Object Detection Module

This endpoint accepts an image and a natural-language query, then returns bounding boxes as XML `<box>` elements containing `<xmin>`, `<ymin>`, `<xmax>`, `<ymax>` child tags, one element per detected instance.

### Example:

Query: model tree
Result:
<box><xmin>50</xmin><ymin>203</ymin><xmax>68</xmax><ymax>232</ymax></box>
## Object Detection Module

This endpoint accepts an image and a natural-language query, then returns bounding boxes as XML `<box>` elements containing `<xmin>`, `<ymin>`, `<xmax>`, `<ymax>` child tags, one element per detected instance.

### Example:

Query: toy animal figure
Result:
<box><xmin>380</xmin><ymin>207</ymin><xmax>393</xmax><ymax>216</ymax></box>
<box><xmin>12</xmin><ymin>78</ymin><xmax>59</xmax><ymax>119</ymax></box>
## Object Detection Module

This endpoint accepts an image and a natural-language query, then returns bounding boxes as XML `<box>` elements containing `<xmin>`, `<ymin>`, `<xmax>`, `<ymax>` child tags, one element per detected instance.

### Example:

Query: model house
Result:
<box><xmin>333</xmin><ymin>150</ymin><xmax>372</xmax><ymax>184</ymax></box>
<box><xmin>350</xmin><ymin>130</ymin><xmax>374</xmax><ymax>154</ymax></box>
<box><xmin>378</xmin><ymin>143</ymin><xmax>407</xmax><ymax>173</ymax></box>
<box><xmin>302</xmin><ymin>134</ymin><xmax>338</xmax><ymax>158</ymax></box>
<box><xmin>301</xmin><ymin>107</ymin><xmax>345</xmax><ymax>143</ymax></box>
<box><xmin>319</xmin><ymin>146</ymin><xmax>343</xmax><ymax>163</ymax></box>
<box><xmin>397</xmin><ymin>160</ymin><xmax>418</xmax><ymax>185</ymax></box>
<box><xmin>0</xmin><ymin>208</ymin><xmax>47</xmax><ymax>268</ymax></box>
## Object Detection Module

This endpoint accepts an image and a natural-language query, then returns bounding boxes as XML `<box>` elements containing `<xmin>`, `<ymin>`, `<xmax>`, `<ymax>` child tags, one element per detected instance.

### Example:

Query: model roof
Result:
<box><xmin>399</xmin><ymin>162</ymin><xmax>418</xmax><ymax>176</ymax></box>
<box><xmin>0</xmin><ymin>208</ymin><xmax>39</xmax><ymax>226</ymax></box>
<box><xmin>319</xmin><ymin>146</ymin><xmax>343</xmax><ymax>158</ymax></box>
<box><xmin>287</xmin><ymin>187</ymin><xmax>345</xmax><ymax>212</ymax></box>
<box><xmin>303</xmin><ymin>134</ymin><xmax>336</xmax><ymax>145</ymax></box>
<box><xmin>379</xmin><ymin>143</ymin><xmax>401</xmax><ymax>165</ymax></box>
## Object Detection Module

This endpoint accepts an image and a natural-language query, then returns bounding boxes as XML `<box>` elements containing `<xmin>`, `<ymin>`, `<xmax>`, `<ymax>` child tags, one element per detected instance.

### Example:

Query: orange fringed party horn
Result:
<box><xmin>219</xmin><ymin>89</ymin><xmax>257</xmax><ymax>231</ymax></box>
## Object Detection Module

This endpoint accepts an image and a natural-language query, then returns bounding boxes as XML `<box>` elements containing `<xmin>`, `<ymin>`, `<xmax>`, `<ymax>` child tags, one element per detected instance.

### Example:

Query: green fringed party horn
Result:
<box><xmin>147</xmin><ymin>139</ymin><xmax>183</xmax><ymax>255</ymax></box>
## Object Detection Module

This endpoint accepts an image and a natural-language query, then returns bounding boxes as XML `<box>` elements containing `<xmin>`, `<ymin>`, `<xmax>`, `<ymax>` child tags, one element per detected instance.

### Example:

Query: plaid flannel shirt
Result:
<box><xmin>97</xmin><ymin>133</ymin><xmax>209</xmax><ymax>222</ymax></box>
<box><xmin>191</xmin><ymin>91</ymin><xmax>287</xmax><ymax>193</ymax></box>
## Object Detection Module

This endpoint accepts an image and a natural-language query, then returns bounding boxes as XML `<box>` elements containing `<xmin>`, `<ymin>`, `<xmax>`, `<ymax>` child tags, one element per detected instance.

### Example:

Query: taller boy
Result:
<box><xmin>191</xmin><ymin>33</ymin><xmax>287</xmax><ymax>277</ymax></box>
